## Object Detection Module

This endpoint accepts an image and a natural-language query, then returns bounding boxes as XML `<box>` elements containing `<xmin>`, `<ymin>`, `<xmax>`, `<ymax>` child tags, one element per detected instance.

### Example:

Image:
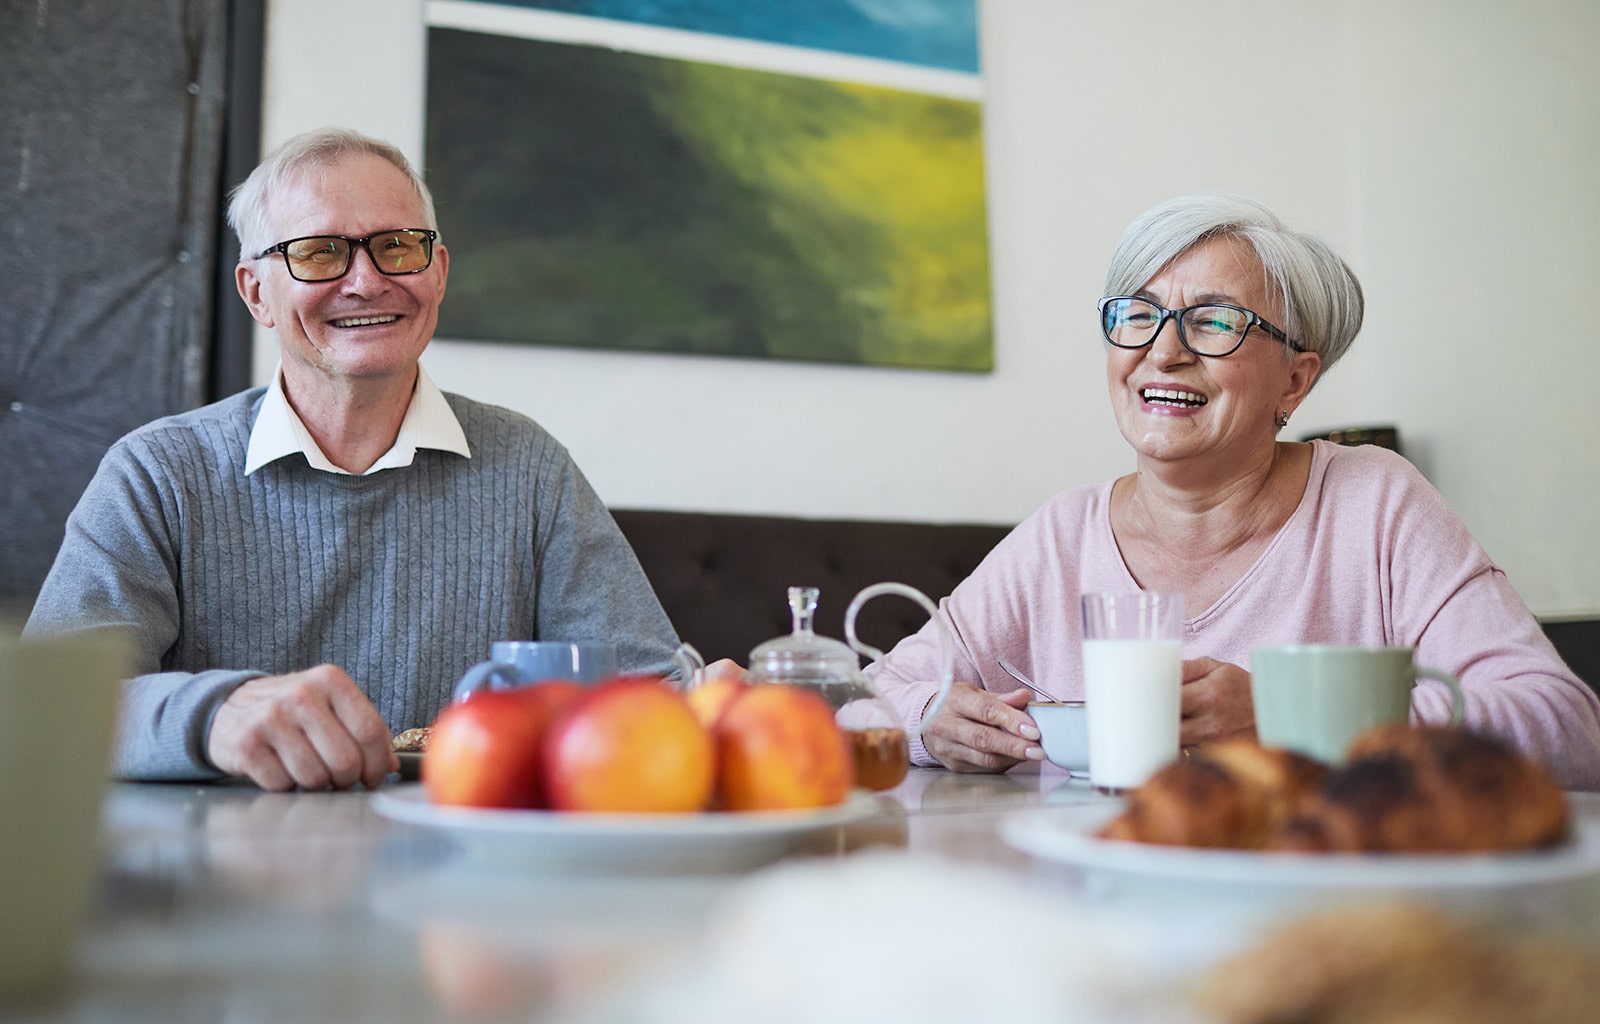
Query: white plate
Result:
<box><xmin>1001</xmin><ymin>803</ymin><xmax>1600</xmax><ymax>889</ymax></box>
<box><xmin>373</xmin><ymin>785</ymin><xmax>880</xmax><ymax>870</ymax></box>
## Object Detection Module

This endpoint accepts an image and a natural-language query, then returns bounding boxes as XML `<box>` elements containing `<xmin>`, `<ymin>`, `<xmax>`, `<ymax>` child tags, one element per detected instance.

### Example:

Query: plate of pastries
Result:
<box><xmin>1003</xmin><ymin>725</ymin><xmax>1600</xmax><ymax>888</ymax></box>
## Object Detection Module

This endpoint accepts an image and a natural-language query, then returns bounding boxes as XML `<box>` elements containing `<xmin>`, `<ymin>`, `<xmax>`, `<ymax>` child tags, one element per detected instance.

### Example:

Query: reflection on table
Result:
<box><xmin>18</xmin><ymin>766</ymin><xmax>1600</xmax><ymax>1023</ymax></box>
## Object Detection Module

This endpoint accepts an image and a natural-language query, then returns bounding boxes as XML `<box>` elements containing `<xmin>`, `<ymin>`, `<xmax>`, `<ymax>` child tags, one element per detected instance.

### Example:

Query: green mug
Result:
<box><xmin>1250</xmin><ymin>645</ymin><xmax>1465</xmax><ymax>764</ymax></box>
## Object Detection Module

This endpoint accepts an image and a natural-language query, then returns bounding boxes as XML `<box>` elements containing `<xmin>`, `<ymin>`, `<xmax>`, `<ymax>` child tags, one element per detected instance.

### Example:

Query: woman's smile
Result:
<box><xmin>1140</xmin><ymin>385</ymin><xmax>1208</xmax><ymax>411</ymax></box>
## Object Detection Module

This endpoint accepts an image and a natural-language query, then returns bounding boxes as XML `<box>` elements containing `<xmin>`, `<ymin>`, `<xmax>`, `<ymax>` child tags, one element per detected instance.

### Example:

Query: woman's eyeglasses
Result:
<box><xmin>1098</xmin><ymin>296</ymin><xmax>1303</xmax><ymax>357</ymax></box>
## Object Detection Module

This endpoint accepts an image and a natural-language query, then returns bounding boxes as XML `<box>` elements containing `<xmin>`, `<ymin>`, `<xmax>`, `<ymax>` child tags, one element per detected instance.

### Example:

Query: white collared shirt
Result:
<box><xmin>244</xmin><ymin>365</ymin><xmax>472</xmax><ymax>476</ymax></box>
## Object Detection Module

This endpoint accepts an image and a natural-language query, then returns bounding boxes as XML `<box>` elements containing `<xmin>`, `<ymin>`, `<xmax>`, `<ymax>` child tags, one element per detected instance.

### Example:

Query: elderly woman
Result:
<box><xmin>870</xmin><ymin>192</ymin><xmax>1600</xmax><ymax>789</ymax></box>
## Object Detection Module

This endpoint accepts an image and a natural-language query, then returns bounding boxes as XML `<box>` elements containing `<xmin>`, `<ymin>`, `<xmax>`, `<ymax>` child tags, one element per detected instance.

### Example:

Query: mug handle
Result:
<box><xmin>452</xmin><ymin>660</ymin><xmax>519</xmax><ymax>703</ymax></box>
<box><xmin>844</xmin><ymin>581</ymin><xmax>954</xmax><ymax>739</ymax></box>
<box><xmin>672</xmin><ymin>642</ymin><xmax>706</xmax><ymax>692</ymax></box>
<box><xmin>1415</xmin><ymin>666</ymin><xmax>1466</xmax><ymax>727</ymax></box>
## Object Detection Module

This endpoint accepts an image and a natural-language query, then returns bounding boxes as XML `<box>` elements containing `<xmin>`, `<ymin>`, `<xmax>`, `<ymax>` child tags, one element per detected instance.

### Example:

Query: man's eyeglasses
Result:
<box><xmin>1098</xmin><ymin>296</ymin><xmax>1304</xmax><ymax>357</ymax></box>
<box><xmin>253</xmin><ymin>228</ymin><xmax>438</xmax><ymax>283</ymax></box>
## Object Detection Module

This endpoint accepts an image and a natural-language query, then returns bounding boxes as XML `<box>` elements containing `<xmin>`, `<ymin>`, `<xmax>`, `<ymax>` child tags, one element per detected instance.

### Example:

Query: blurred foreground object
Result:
<box><xmin>614</xmin><ymin>852</ymin><xmax>1207</xmax><ymax>1024</ymax></box>
<box><xmin>0</xmin><ymin>628</ymin><xmax>127</xmax><ymax>1005</ymax></box>
<box><xmin>1196</xmin><ymin>900</ymin><xmax>1600</xmax><ymax>1024</ymax></box>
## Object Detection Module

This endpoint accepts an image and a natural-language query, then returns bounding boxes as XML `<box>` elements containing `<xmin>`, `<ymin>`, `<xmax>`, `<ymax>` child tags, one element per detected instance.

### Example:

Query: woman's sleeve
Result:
<box><xmin>867</xmin><ymin>497</ymin><xmax>1090</xmax><ymax>767</ymax></box>
<box><xmin>1381</xmin><ymin>458</ymin><xmax>1600</xmax><ymax>789</ymax></box>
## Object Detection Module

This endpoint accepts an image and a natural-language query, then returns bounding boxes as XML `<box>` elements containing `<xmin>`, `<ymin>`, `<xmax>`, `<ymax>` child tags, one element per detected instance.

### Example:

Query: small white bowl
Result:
<box><xmin>1029</xmin><ymin>701</ymin><xmax>1087</xmax><ymax>774</ymax></box>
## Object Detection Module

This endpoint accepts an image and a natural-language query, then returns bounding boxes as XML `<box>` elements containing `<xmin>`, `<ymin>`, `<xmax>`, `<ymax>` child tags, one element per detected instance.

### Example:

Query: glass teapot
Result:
<box><xmin>746</xmin><ymin>583</ymin><xmax>954</xmax><ymax>790</ymax></box>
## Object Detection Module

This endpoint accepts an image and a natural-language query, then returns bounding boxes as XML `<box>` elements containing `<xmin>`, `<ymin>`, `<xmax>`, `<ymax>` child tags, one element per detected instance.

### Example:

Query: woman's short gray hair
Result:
<box><xmin>226</xmin><ymin>126</ymin><xmax>438</xmax><ymax>261</ymax></box>
<box><xmin>1103</xmin><ymin>192</ymin><xmax>1364</xmax><ymax>375</ymax></box>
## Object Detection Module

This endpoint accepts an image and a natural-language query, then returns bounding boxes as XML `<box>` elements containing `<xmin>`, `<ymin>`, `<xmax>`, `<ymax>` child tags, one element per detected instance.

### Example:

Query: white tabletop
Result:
<box><xmin>16</xmin><ymin>767</ymin><xmax>1600</xmax><ymax>1023</ymax></box>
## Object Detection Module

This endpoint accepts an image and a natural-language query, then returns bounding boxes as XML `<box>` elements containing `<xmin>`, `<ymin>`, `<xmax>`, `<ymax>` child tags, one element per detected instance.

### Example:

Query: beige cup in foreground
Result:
<box><xmin>1081</xmin><ymin>592</ymin><xmax>1184</xmax><ymax>793</ymax></box>
<box><xmin>1250</xmin><ymin>645</ymin><xmax>1465</xmax><ymax>764</ymax></box>
<box><xmin>0</xmin><ymin>628</ymin><xmax>127</xmax><ymax>1005</ymax></box>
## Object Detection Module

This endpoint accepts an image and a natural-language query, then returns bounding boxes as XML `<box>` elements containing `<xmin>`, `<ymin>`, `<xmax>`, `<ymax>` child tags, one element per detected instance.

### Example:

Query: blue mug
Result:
<box><xmin>452</xmin><ymin>641</ymin><xmax>619</xmax><ymax>702</ymax></box>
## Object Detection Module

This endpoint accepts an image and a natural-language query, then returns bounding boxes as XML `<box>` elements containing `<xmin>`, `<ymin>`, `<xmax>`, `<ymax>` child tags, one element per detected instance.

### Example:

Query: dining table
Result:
<box><xmin>12</xmin><ymin>765</ymin><xmax>1600</xmax><ymax>1023</ymax></box>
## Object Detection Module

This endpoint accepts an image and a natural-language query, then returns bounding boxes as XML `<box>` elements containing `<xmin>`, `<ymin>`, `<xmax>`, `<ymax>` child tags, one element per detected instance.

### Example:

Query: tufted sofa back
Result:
<box><xmin>611</xmin><ymin>509</ymin><xmax>1013</xmax><ymax>668</ymax></box>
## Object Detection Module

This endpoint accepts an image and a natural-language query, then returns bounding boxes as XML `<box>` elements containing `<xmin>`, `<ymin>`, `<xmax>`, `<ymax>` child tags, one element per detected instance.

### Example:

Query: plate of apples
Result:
<box><xmin>372</xmin><ymin>675</ymin><xmax>883</xmax><ymax>869</ymax></box>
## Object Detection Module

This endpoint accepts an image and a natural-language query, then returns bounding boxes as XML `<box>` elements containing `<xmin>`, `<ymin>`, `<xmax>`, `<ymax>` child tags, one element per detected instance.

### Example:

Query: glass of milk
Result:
<box><xmin>1080</xmin><ymin>591</ymin><xmax>1184</xmax><ymax>794</ymax></box>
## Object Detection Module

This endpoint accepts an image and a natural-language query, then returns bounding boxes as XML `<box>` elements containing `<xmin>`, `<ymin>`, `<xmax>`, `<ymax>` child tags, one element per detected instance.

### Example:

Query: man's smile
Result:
<box><xmin>329</xmin><ymin>314</ymin><xmax>401</xmax><ymax>328</ymax></box>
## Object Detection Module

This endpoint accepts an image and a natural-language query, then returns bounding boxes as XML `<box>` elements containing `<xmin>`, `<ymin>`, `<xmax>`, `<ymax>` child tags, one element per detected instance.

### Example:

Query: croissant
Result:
<box><xmin>1271</xmin><ymin>726</ymin><xmax>1569</xmax><ymax>853</ymax></box>
<box><xmin>1098</xmin><ymin>727</ymin><xmax>1569</xmax><ymax>855</ymax></box>
<box><xmin>1097</xmin><ymin>740</ymin><xmax>1328</xmax><ymax>849</ymax></box>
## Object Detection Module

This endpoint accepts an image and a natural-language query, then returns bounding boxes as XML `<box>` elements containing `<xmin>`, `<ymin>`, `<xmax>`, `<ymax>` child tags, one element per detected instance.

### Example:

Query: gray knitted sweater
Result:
<box><xmin>26</xmin><ymin>388</ymin><xmax>680</xmax><ymax>780</ymax></box>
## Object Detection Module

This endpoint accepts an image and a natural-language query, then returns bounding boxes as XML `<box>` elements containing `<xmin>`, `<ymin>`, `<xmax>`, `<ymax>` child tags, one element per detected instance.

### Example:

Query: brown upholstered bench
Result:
<box><xmin>610</xmin><ymin>509</ymin><xmax>1014</xmax><ymax>667</ymax></box>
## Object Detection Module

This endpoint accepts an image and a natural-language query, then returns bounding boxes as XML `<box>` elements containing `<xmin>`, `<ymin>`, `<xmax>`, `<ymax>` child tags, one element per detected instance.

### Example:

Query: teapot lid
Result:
<box><xmin>748</xmin><ymin>587</ymin><xmax>861</xmax><ymax>680</ymax></box>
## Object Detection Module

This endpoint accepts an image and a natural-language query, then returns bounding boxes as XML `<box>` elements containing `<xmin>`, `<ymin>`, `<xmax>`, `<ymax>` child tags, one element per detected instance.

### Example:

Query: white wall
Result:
<box><xmin>258</xmin><ymin>0</ymin><xmax>1600</xmax><ymax>617</ymax></box>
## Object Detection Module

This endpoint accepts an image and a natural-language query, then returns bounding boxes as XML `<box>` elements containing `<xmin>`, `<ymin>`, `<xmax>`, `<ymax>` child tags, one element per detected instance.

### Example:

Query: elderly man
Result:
<box><xmin>27</xmin><ymin>127</ymin><xmax>679</xmax><ymax>791</ymax></box>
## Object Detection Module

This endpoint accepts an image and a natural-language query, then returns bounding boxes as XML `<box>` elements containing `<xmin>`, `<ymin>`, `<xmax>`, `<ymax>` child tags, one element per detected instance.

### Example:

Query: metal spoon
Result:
<box><xmin>996</xmin><ymin>657</ymin><xmax>1067</xmax><ymax>703</ymax></box>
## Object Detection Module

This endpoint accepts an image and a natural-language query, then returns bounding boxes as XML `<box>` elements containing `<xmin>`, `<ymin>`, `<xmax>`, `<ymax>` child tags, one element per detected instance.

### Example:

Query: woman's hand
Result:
<box><xmin>920</xmin><ymin>682</ymin><xmax>1045</xmax><ymax>773</ymax></box>
<box><xmin>702</xmin><ymin>658</ymin><xmax>747</xmax><ymax>681</ymax></box>
<box><xmin>1179</xmin><ymin>657</ymin><xmax>1257</xmax><ymax>746</ymax></box>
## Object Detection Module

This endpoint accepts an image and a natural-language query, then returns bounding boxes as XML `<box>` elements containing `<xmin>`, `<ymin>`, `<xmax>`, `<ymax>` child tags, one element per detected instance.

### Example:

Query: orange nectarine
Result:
<box><xmin>714</xmin><ymin>684</ymin><xmax>853</xmax><ymax>811</ymax></box>
<box><xmin>543</xmin><ymin>677</ymin><xmax>715</xmax><ymax>813</ymax></box>
<box><xmin>686</xmin><ymin>676</ymin><xmax>747</xmax><ymax>730</ymax></box>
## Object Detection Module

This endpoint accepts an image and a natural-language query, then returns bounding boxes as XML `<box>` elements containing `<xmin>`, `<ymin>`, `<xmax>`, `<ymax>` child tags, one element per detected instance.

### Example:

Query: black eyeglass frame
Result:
<box><xmin>1097</xmin><ymin>295</ymin><xmax>1305</xmax><ymax>357</ymax></box>
<box><xmin>252</xmin><ymin>228</ymin><xmax>439</xmax><ymax>282</ymax></box>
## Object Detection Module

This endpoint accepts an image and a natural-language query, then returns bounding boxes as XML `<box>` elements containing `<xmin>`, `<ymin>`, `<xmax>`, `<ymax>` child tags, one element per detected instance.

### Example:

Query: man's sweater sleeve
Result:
<box><xmin>25</xmin><ymin>439</ymin><xmax>259</xmax><ymax>779</ymax></box>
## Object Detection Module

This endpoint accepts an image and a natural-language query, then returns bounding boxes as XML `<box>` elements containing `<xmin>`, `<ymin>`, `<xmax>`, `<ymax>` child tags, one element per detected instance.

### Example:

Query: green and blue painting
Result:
<box><xmin>482</xmin><ymin>0</ymin><xmax>980</xmax><ymax>72</ymax></box>
<box><xmin>425</xmin><ymin>1</ymin><xmax>991</xmax><ymax>371</ymax></box>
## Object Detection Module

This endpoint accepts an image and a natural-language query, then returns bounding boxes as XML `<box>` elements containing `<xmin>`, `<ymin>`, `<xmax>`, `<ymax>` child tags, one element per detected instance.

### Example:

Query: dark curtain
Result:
<box><xmin>0</xmin><ymin>0</ymin><xmax>258</xmax><ymax>618</ymax></box>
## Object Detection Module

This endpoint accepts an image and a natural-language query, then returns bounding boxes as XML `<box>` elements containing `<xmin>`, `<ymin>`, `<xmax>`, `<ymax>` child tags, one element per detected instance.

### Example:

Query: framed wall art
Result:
<box><xmin>424</xmin><ymin>0</ymin><xmax>992</xmax><ymax>372</ymax></box>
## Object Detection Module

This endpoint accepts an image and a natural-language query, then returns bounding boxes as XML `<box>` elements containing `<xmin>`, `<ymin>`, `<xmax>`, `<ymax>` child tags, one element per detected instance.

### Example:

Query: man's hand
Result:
<box><xmin>207</xmin><ymin>665</ymin><xmax>398</xmax><ymax>791</ymax></box>
<box><xmin>920</xmin><ymin>682</ymin><xmax>1044</xmax><ymax>773</ymax></box>
<box><xmin>1179</xmin><ymin>656</ymin><xmax>1258</xmax><ymax>747</ymax></box>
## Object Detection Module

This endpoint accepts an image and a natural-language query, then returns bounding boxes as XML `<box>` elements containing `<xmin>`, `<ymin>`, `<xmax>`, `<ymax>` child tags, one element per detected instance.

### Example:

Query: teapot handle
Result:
<box><xmin>844</xmin><ymin>582</ymin><xmax>954</xmax><ymax>739</ymax></box>
<box><xmin>671</xmin><ymin>642</ymin><xmax>706</xmax><ymax>692</ymax></box>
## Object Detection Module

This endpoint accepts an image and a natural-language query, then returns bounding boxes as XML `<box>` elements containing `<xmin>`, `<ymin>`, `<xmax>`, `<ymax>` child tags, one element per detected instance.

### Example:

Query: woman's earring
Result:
<box><xmin>1276</xmin><ymin>411</ymin><xmax>1290</xmax><ymax>428</ymax></box>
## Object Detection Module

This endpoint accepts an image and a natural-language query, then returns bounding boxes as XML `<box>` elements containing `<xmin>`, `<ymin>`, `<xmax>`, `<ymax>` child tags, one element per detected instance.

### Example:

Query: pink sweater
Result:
<box><xmin>870</xmin><ymin>441</ymin><xmax>1600</xmax><ymax>789</ymax></box>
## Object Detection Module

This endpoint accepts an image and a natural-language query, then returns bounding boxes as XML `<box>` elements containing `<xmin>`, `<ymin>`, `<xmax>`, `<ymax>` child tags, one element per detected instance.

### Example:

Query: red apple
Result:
<box><xmin>423</xmin><ymin>681</ymin><xmax>584</xmax><ymax>809</ymax></box>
